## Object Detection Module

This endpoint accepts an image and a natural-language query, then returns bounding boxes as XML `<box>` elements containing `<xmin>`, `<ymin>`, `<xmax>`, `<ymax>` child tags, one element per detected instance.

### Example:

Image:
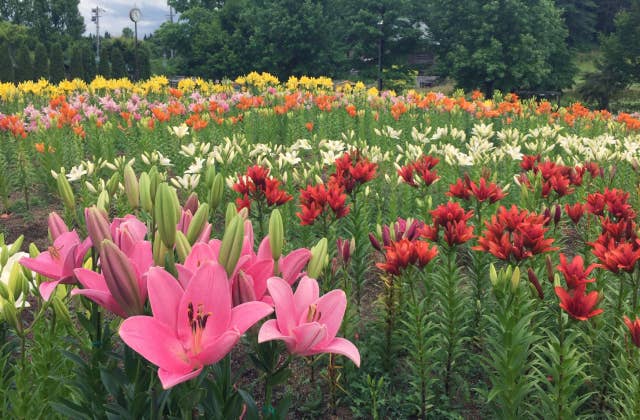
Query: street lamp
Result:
<box><xmin>91</xmin><ymin>6</ymin><xmax>106</xmax><ymax>64</ymax></box>
<box><xmin>129</xmin><ymin>7</ymin><xmax>142</xmax><ymax>80</ymax></box>
<box><xmin>377</xmin><ymin>19</ymin><xmax>384</xmax><ymax>92</ymax></box>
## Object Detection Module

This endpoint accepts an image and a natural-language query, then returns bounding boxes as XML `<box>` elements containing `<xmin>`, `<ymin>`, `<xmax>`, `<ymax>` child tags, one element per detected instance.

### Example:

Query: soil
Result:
<box><xmin>0</xmin><ymin>205</ymin><xmax>56</xmax><ymax>252</ymax></box>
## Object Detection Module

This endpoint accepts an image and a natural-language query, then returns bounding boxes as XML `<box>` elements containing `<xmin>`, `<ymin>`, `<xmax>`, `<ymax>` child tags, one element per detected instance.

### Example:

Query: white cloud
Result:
<box><xmin>79</xmin><ymin>0</ymin><xmax>172</xmax><ymax>37</ymax></box>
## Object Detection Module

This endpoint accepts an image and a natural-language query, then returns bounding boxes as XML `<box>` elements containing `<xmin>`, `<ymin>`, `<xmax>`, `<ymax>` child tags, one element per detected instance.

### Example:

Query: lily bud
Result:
<box><xmin>205</xmin><ymin>165</ymin><xmax>216</xmax><ymax>187</ymax></box>
<box><xmin>225</xmin><ymin>203</ymin><xmax>237</xmax><ymax>229</ymax></box>
<box><xmin>50</xmin><ymin>295</ymin><xmax>73</xmax><ymax>325</ymax></box>
<box><xmin>369</xmin><ymin>233</ymin><xmax>381</xmax><ymax>251</ymax></box>
<box><xmin>553</xmin><ymin>205</ymin><xmax>562</xmax><ymax>225</ymax></box>
<box><xmin>8</xmin><ymin>263</ymin><xmax>27</xmax><ymax>300</ymax></box>
<box><xmin>100</xmin><ymin>240</ymin><xmax>144</xmax><ymax>316</ymax></box>
<box><xmin>139</xmin><ymin>172</ymin><xmax>153</xmax><ymax>212</ymax></box>
<box><xmin>545</xmin><ymin>255</ymin><xmax>555</xmax><ymax>284</ymax></box>
<box><xmin>489</xmin><ymin>264</ymin><xmax>498</xmax><ymax>288</ymax></box>
<box><xmin>97</xmin><ymin>190</ymin><xmax>110</xmax><ymax>212</ymax></box>
<box><xmin>28</xmin><ymin>243</ymin><xmax>39</xmax><ymax>257</ymax></box>
<box><xmin>0</xmin><ymin>279</ymin><xmax>9</xmax><ymax>300</ymax></box>
<box><xmin>106</xmin><ymin>172</ymin><xmax>120</xmax><ymax>196</ymax></box>
<box><xmin>48</xmin><ymin>213</ymin><xmax>68</xmax><ymax>241</ymax></box>
<box><xmin>269</xmin><ymin>209</ymin><xmax>284</xmax><ymax>261</ymax></box>
<box><xmin>0</xmin><ymin>246</ymin><xmax>7</xmax><ymax>267</ymax></box>
<box><xmin>527</xmin><ymin>268</ymin><xmax>544</xmax><ymax>299</ymax></box>
<box><xmin>218</xmin><ymin>215</ymin><xmax>245</xmax><ymax>276</ymax></box>
<box><xmin>186</xmin><ymin>203</ymin><xmax>209</xmax><ymax>245</ymax></box>
<box><xmin>153</xmin><ymin>231</ymin><xmax>168</xmax><ymax>267</ymax></box>
<box><xmin>308</xmin><ymin>238</ymin><xmax>328</xmax><ymax>279</ymax></box>
<box><xmin>148</xmin><ymin>166</ymin><xmax>161</xmax><ymax>202</ymax></box>
<box><xmin>175</xmin><ymin>231</ymin><xmax>192</xmax><ymax>263</ymax></box>
<box><xmin>208</xmin><ymin>173</ymin><xmax>224</xmax><ymax>211</ymax></box>
<box><xmin>510</xmin><ymin>266</ymin><xmax>521</xmax><ymax>293</ymax></box>
<box><xmin>123</xmin><ymin>165</ymin><xmax>139</xmax><ymax>209</ymax></box>
<box><xmin>56</xmin><ymin>173</ymin><xmax>75</xmax><ymax>211</ymax></box>
<box><xmin>85</xmin><ymin>206</ymin><xmax>112</xmax><ymax>252</ymax></box>
<box><xmin>232</xmin><ymin>271</ymin><xmax>256</xmax><ymax>306</ymax></box>
<box><xmin>184</xmin><ymin>193</ymin><xmax>199</xmax><ymax>215</ymax></box>
<box><xmin>1</xmin><ymin>299</ymin><xmax>19</xmax><ymax>331</ymax></box>
<box><xmin>155</xmin><ymin>183</ymin><xmax>179</xmax><ymax>249</ymax></box>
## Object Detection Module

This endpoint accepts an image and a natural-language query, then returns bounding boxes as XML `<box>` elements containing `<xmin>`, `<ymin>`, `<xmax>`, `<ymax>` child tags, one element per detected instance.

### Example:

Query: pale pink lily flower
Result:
<box><xmin>119</xmin><ymin>262</ymin><xmax>273</xmax><ymax>389</ymax></box>
<box><xmin>258</xmin><ymin>276</ymin><xmax>360</xmax><ymax>367</ymax></box>
<box><xmin>20</xmin><ymin>231</ymin><xmax>91</xmax><ymax>301</ymax></box>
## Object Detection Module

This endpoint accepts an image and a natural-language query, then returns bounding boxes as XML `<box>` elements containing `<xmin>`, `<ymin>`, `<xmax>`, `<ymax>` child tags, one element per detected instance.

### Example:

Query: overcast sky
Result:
<box><xmin>79</xmin><ymin>1</ymin><xmax>174</xmax><ymax>37</ymax></box>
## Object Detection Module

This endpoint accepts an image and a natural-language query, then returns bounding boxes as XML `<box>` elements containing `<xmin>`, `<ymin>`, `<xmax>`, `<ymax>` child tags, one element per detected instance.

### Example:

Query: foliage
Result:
<box><xmin>49</xmin><ymin>42</ymin><xmax>65</xmax><ymax>83</ymax></box>
<box><xmin>33</xmin><ymin>42</ymin><xmax>49</xmax><ymax>80</ymax></box>
<box><xmin>68</xmin><ymin>43</ymin><xmax>83</xmax><ymax>80</ymax></box>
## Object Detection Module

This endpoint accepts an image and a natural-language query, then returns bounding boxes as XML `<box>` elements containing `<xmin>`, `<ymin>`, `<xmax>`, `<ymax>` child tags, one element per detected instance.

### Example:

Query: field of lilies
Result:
<box><xmin>2</xmin><ymin>72</ymin><xmax>640</xmax><ymax>418</ymax></box>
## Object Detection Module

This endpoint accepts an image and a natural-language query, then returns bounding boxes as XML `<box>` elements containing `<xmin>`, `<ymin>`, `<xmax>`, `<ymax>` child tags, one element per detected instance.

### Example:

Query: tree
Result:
<box><xmin>138</xmin><ymin>45</ymin><xmax>151</xmax><ymax>79</ymax></box>
<box><xmin>49</xmin><ymin>42</ymin><xmax>65</xmax><ymax>82</ymax></box>
<box><xmin>122</xmin><ymin>28</ymin><xmax>134</xmax><ymax>39</ymax></box>
<box><xmin>68</xmin><ymin>43</ymin><xmax>83</xmax><ymax>79</ymax></box>
<box><xmin>14</xmin><ymin>42</ymin><xmax>33</xmax><ymax>81</ymax></box>
<box><xmin>427</xmin><ymin>0</ymin><xmax>574</xmax><ymax>95</ymax></box>
<box><xmin>0</xmin><ymin>41</ymin><xmax>14</xmax><ymax>82</ymax></box>
<box><xmin>33</xmin><ymin>42</ymin><xmax>49</xmax><ymax>79</ymax></box>
<box><xmin>555</xmin><ymin>0</ymin><xmax>598</xmax><ymax>47</ymax></box>
<box><xmin>110</xmin><ymin>46</ymin><xmax>127</xmax><ymax>78</ymax></box>
<box><xmin>97</xmin><ymin>46</ymin><xmax>110</xmax><ymax>77</ymax></box>
<box><xmin>82</xmin><ymin>43</ymin><xmax>96</xmax><ymax>81</ymax></box>
<box><xmin>596</xmin><ymin>0</ymin><xmax>631</xmax><ymax>33</ymax></box>
<box><xmin>580</xmin><ymin>0</ymin><xmax>640</xmax><ymax>108</ymax></box>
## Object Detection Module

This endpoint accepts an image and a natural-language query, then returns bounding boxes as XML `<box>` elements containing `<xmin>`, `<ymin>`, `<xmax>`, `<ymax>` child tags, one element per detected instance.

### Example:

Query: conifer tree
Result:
<box><xmin>110</xmin><ymin>46</ymin><xmax>127</xmax><ymax>78</ymax></box>
<box><xmin>14</xmin><ymin>42</ymin><xmax>33</xmax><ymax>82</ymax></box>
<box><xmin>33</xmin><ymin>42</ymin><xmax>49</xmax><ymax>80</ymax></box>
<box><xmin>68</xmin><ymin>43</ymin><xmax>84</xmax><ymax>80</ymax></box>
<box><xmin>97</xmin><ymin>46</ymin><xmax>111</xmax><ymax>78</ymax></box>
<box><xmin>49</xmin><ymin>42</ymin><xmax>66</xmax><ymax>83</ymax></box>
<box><xmin>0</xmin><ymin>41</ymin><xmax>14</xmax><ymax>82</ymax></box>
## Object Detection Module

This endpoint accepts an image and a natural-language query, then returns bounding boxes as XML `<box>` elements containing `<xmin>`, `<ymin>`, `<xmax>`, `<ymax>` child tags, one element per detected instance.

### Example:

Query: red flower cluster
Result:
<box><xmin>398</xmin><ymin>155</ymin><xmax>440</xmax><ymax>188</ymax></box>
<box><xmin>421</xmin><ymin>201</ymin><xmax>475</xmax><ymax>246</ymax></box>
<box><xmin>474</xmin><ymin>205</ymin><xmax>557</xmax><ymax>261</ymax></box>
<box><xmin>447</xmin><ymin>174</ymin><xmax>506</xmax><ymax>204</ymax></box>
<box><xmin>331</xmin><ymin>150</ymin><xmax>377</xmax><ymax>193</ymax></box>
<box><xmin>587</xmin><ymin>189</ymin><xmax>640</xmax><ymax>273</ymax></box>
<box><xmin>519</xmin><ymin>155</ymin><xmax>601</xmax><ymax>198</ymax></box>
<box><xmin>369</xmin><ymin>217</ymin><xmax>424</xmax><ymax>251</ymax></box>
<box><xmin>376</xmin><ymin>238</ymin><xmax>438</xmax><ymax>275</ymax></box>
<box><xmin>554</xmin><ymin>253</ymin><xmax>603</xmax><ymax>321</ymax></box>
<box><xmin>297</xmin><ymin>183</ymin><xmax>349</xmax><ymax>226</ymax></box>
<box><xmin>233</xmin><ymin>165</ymin><xmax>292</xmax><ymax>211</ymax></box>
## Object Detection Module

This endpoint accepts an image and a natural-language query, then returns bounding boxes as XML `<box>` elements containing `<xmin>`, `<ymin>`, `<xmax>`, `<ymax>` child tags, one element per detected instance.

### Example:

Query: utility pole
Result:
<box><xmin>166</xmin><ymin>3</ymin><xmax>175</xmax><ymax>58</ymax></box>
<box><xmin>91</xmin><ymin>6</ymin><xmax>106</xmax><ymax>64</ymax></box>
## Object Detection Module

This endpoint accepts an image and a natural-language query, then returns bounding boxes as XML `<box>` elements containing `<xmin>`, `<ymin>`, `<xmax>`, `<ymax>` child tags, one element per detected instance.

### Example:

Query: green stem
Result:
<box><xmin>557</xmin><ymin>310</ymin><xmax>565</xmax><ymax>418</ymax></box>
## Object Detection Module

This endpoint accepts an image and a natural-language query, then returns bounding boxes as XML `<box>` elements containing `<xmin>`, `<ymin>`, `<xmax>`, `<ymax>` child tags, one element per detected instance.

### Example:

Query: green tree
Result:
<box><xmin>68</xmin><ymin>43</ymin><xmax>83</xmax><ymax>79</ymax></box>
<box><xmin>49</xmin><ymin>42</ymin><xmax>65</xmax><ymax>82</ymax></box>
<box><xmin>580</xmin><ymin>0</ymin><xmax>640</xmax><ymax>108</ymax></box>
<box><xmin>138</xmin><ymin>45</ymin><xmax>151</xmax><ymax>79</ymax></box>
<box><xmin>82</xmin><ymin>43</ymin><xmax>96</xmax><ymax>81</ymax></box>
<box><xmin>110</xmin><ymin>46</ymin><xmax>127</xmax><ymax>78</ymax></box>
<box><xmin>555</xmin><ymin>0</ymin><xmax>598</xmax><ymax>47</ymax></box>
<box><xmin>33</xmin><ymin>42</ymin><xmax>49</xmax><ymax>80</ymax></box>
<box><xmin>14</xmin><ymin>42</ymin><xmax>33</xmax><ymax>81</ymax></box>
<box><xmin>596</xmin><ymin>0</ymin><xmax>631</xmax><ymax>33</ymax></box>
<box><xmin>427</xmin><ymin>0</ymin><xmax>574</xmax><ymax>95</ymax></box>
<box><xmin>0</xmin><ymin>40</ymin><xmax>14</xmax><ymax>82</ymax></box>
<box><xmin>97</xmin><ymin>45</ymin><xmax>110</xmax><ymax>77</ymax></box>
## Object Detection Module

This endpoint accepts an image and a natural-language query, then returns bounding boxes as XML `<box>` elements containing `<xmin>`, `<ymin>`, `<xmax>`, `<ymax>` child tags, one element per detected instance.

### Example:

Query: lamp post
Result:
<box><xmin>91</xmin><ymin>6</ymin><xmax>106</xmax><ymax>64</ymax></box>
<box><xmin>377</xmin><ymin>19</ymin><xmax>384</xmax><ymax>92</ymax></box>
<box><xmin>129</xmin><ymin>7</ymin><xmax>142</xmax><ymax>80</ymax></box>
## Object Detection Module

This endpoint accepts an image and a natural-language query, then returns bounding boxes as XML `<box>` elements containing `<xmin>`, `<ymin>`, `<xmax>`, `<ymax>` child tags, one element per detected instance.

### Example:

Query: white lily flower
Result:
<box><xmin>170</xmin><ymin>123</ymin><xmax>189</xmax><ymax>138</ymax></box>
<box><xmin>67</xmin><ymin>165</ymin><xmax>87</xmax><ymax>182</ymax></box>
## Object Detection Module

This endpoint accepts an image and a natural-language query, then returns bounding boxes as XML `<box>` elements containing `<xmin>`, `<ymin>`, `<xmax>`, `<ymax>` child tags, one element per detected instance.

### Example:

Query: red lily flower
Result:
<box><xmin>557</xmin><ymin>254</ymin><xmax>596</xmax><ymax>289</ymax></box>
<box><xmin>297</xmin><ymin>183</ymin><xmax>350</xmax><ymax>226</ymax></box>
<box><xmin>565</xmin><ymin>203</ymin><xmax>584</xmax><ymax>224</ymax></box>
<box><xmin>591</xmin><ymin>238</ymin><xmax>640</xmax><ymax>273</ymax></box>
<box><xmin>555</xmin><ymin>284</ymin><xmax>603</xmax><ymax>321</ymax></box>
<box><xmin>468</xmin><ymin>178</ymin><xmax>506</xmax><ymax>204</ymax></box>
<box><xmin>624</xmin><ymin>316</ymin><xmax>640</xmax><ymax>348</ymax></box>
<box><xmin>233</xmin><ymin>165</ymin><xmax>291</xmax><ymax>210</ymax></box>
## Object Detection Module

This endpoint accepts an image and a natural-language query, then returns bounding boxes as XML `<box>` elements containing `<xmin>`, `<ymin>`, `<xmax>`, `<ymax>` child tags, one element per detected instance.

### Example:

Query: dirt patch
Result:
<box><xmin>0</xmin><ymin>207</ymin><xmax>54</xmax><ymax>251</ymax></box>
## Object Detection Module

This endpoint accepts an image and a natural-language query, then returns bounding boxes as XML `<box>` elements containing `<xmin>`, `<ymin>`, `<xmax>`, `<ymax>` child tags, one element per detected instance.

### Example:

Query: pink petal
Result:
<box><xmin>74</xmin><ymin>268</ymin><xmax>109</xmax><ymax>292</ymax></box>
<box><xmin>241</xmin><ymin>220</ymin><xmax>255</xmax><ymax>257</ymax></box>
<box><xmin>148</xmin><ymin>267</ymin><xmax>183</xmax><ymax>330</ymax></box>
<box><xmin>257</xmin><ymin>237</ymin><xmax>271</xmax><ymax>260</ymax></box>
<box><xmin>76</xmin><ymin>237</ymin><xmax>93</xmax><ymax>265</ymax></box>
<box><xmin>20</xmin><ymin>254</ymin><xmax>61</xmax><ymax>281</ymax></box>
<box><xmin>315</xmin><ymin>289</ymin><xmax>347</xmax><ymax>341</ymax></box>
<box><xmin>230</xmin><ymin>301</ymin><xmax>273</xmax><ymax>334</ymax></box>
<box><xmin>244</xmin><ymin>259</ymin><xmax>274</xmax><ymax>300</ymax></box>
<box><xmin>322</xmin><ymin>337</ymin><xmax>361</xmax><ymax>367</ymax></box>
<box><xmin>119</xmin><ymin>316</ymin><xmax>192</xmax><ymax>373</ymax></box>
<box><xmin>158</xmin><ymin>367</ymin><xmax>202</xmax><ymax>390</ymax></box>
<box><xmin>179</xmin><ymin>262</ymin><xmax>231</xmax><ymax>343</ymax></box>
<box><xmin>266</xmin><ymin>277</ymin><xmax>296</xmax><ymax>335</ymax></box>
<box><xmin>293</xmin><ymin>276</ymin><xmax>319</xmax><ymax>321</ymax></box>
<box><xmin>39</xmin><ymin>280</ymin><xmax>62</xmax><ymax>301</ymax></box>
<box><xmin>184</xmin><ymin>243</ymin><xmax>216</xmax><ymax>271</ymax></box>
<box><xmin>292</xmin><ymin>323</ymin><xmax>327</xmax><ymax>355</ymax></box>
<box><xmin>72</xmin><ymin>288</ymin><xmax>127</xmax><ymax>318</ymax></box>
<box><xmin>129</xmin><ymin>241</ymin><xmax>154</xmax><ymax>279</ymax></box>
<box><xmin>175</xmin><ymin>265</ymin><xmax>194</xmax><ymax>289</ymax></box>
<box><xmin>196</xmin><ymin>329</ymin><xmax>240</xmax><ymax>366</ymax></box>
<box><xmin>280</xmin><ymin>249</ymin><xmax>312</xmax><ymax>285</ymax></box>
<box><xmin>258</xmin><ymin>319</ymin><xmax>296</xmax><ymax>347</ymax></box>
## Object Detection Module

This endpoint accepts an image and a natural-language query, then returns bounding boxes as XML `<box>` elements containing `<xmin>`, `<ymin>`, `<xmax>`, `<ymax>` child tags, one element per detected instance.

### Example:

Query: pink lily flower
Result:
<box><xmin>177</xmin><ymin>209</ymin><xmax>212</xmax><ymax>244</ymax></box>
<box><xmin>119</xmin><ymin>262</ymin><xmax>273</xmax><ymax>389</ymax></box>
<box><xmin>73</xmin><ymin>238</ymin><xmax>153</xmax><ymax>317</ymax></box>
<box><xmin>258</xmin><ymin>276</ymin><xmax>360</xmax><ymax>367</ymax></box>
<box><xmin>20</xmin><ymin>231</ymin><xmax>91</xmax><ymax>301</ymax></box>
<box><xmin>111</xmin><ymin>215</ymin><xmax>148</xmax><ymax>254</ymax></box>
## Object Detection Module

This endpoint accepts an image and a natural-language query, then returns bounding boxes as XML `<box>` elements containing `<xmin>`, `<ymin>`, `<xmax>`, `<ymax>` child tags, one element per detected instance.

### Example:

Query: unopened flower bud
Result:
<box><xmin>155</xmin><ymin>183</ymin><xmax>179</xmax><ymax>249</ymax></box>
<box><xmin>554</xmin><ymin>205</ymin><xmax>561</xmax><ymax>225</ymax></box>
<box><xmin>232</xmin><ymin>271</ymin><xmax>256</xmax><ymax>306</ymax></box>
<box><xmin>85</xmin><ymin>206</ymin><xmax>112</xmax><ymax>252</ymax></box>
<box><xmin>527</xmin><ymin>268</ymin><xmax>544</xmax><ymax>299</ymax></box>
<box><xmin>308</xmin><ymin>238</ymin><xmax>328</xmax><ymax>279</ymax></box>
<box><xmin>511</xmin><ymin>266</ymin><xmax>521</xmax><ymax>293</ymax></box>
<box><xmin>184</xmin><ymin>193</ymin><xmax>199</xmax><ymax>215</ymax></box>
<box><xmin>369</xmin><ymin>233</ymin><xmax>381</xmax><ymax>251</ymax></box>
<box><xmin>186</xmin><ymin>203</ymin><xmax>210</xmax><ymax>245</ymax></box>
<box><xmin>175</xmin><ymin>231</ymin><xmax>192</xmax><ymax>263</ymax></box>
<box><xmin>205</xmin><ymin>165</ymin><xmax>216</xmax><ymax>187</ymax></box>
<box><xmin>148</xmin><ymin>166</ymin><xmax>161</xmax><ymax>202</ymax></box>
<box><xmin>209</xmin><ymin>173</ymin><xmax>224</xmax><ymax>211</ymax></box>
<box><xmin>139</xmin><ymin>172</ymin><xmax>153</xmax><ymax>212</ymax></box>
<box><xmin>106</xmin><ymin>172</ymin><xmax>120</xmax><ymax>196</ymax></box>
<box><xmin>48</xmin><ymin>213</ymin><xmax>68</xmax><ymax>241</ymax></box>
<box><xmin>225</xmin><ymin>203</ymin><xmax>237</xmax><ymax>229</ymax></box>
<box><xmin>50</xmin><ymin>295</ymin><xmax>73</xmax><ymax>325</ymax></box>
<box><xmin>56</xmin><ymin>173</ymin><xmax>75</xmax><ymax>211</ymax></box>
<box><xmin>218</xmin><ymin>215</ymin><xmax>245</xmax><ymax>276</ymax></box>
<box><xmin>489</xmin><ymin>264</ymin><xmax>498</xmax><ymax>288</ymax></box>
<box><xmin>153</xmin><ymin>231</ymin><xmax>168</xmax><ymax>266</ymax></box>
<box><xmin>100</xmin><ymin>240</ymin><xmax>144</xmax><ymax>316</ymax></box>
<box><xmin>269</xmin><ymin>209</ymin><xmax>284</xmax><ymax>261</ymax></box>
<box><xmin>97</xmin><ymin>190</ymin><xmax>110</xmax><ymax>212</ymax></box>
<box><xmin>123</xmin><ymin>165</ymin><xmax>139</xmax><ymax>209</ymax></box>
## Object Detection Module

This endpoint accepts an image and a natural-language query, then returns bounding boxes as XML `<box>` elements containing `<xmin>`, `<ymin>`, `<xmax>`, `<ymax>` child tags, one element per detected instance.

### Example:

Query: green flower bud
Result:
<box><xmin>123</xmin><ymin>165</ymin><xmax>140</xmax><ymax>209</ymax></box>
<box><xmin>269</xmin><ymin>209</ymin><xmax>284</xmax><ymax>261</ymax></box>
<box><xmin>8</xmin><ymin>235</ymin><xmax>23</xmax><ymax>255</ymax></box>
<box><xmin>28</xmin><ymin>243</ymin><xmax>39</xmax><ymax>257</ymax></box>
<box><xmin>225</xmin><ymin>202</ymin><xmax>237</xmax><ymax>229</ymax></box>
<box><xmin>50</xmin><ymin>296</ymin><xmax>73</xmax><ymax>326</ymax></box>
<box><xmin>511</xmin><ymin>266</ymin><xmax>521</xmax><ymax>293</ymax></box>
<box><xmin>139</xmin><ymin>172</ymin><xmax>153</xmax><ymax>213</ymax></box>
<box><xmin>153</xmin><ymin>231</ymin><xmax>168</xmax><ymax>267</ymax></box>
<box><xmin>1</xmin><ymin>299</ymin><xmax>19</xmax><ymax>331</ymax></box>
<box><xmin>205</xmin><ymin>165</ymin><xmax>216</xmax><ymax>187</ymax></box>
<box><xmin>148</xmin><ymin>166</ymin><xmax>161</xmax><ymax>202</ymax></box>
<box><xmin>97</xmin><ymin>190</ymin><xmax>110</xmax><ymax>212</ymax></box>
<box><xmin>208</xmin><ymin>173</ymin><xmax>224</xmax><ymax>211</ymax></box>
<box><xmin>175</xmin><ymin>231</ymin><xmax>192</xmax><ymax>264</ymax></box>
<box><xmin>186</xmin><ymin>203</ymin><xmax>210</xmax><ymax>245</ymax></box>
<box><xmin>307</xmin><ymin>238</ymin><xmax>328</xmax><ymax>279</ymax></box>
<box><xmin>155</xmin><ymin>183</ymin><xmax>179</xmax><ymax>249</ymax></box>
<box><xmin>218</xmin><ymin>215</ymin><xmax>244</xmax><ymax>277</ymax></box>
<box><xmin>56</xmin><ymin>173</ymin><xmax>75</xmax><ymax>211</ymax></box>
